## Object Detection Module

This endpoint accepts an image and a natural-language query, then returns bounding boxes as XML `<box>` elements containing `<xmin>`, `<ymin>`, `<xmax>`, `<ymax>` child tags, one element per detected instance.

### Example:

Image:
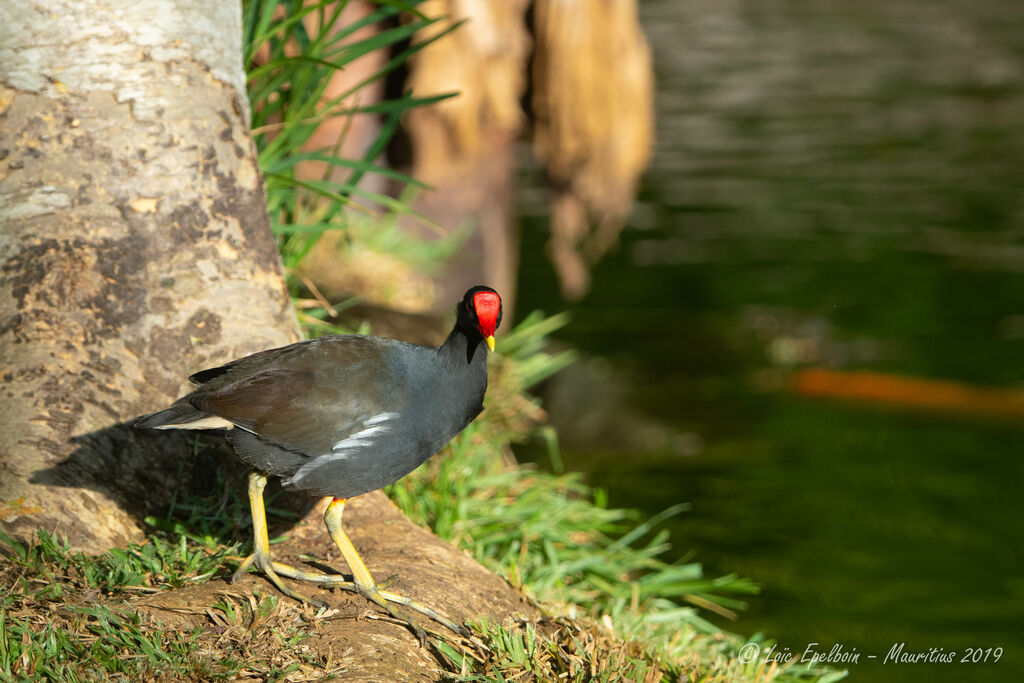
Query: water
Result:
<box><xmin>515</xmin><ymin>1</ymin><xmax>1024</xmax><ymax>680</ymax></box>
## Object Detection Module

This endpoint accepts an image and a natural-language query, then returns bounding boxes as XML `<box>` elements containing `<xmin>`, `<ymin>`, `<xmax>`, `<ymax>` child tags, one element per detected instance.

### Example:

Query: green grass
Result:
<box><xmin>0</xmin><ymin>529</ymin><xmax>230</xmax><ymax>598</ymax></box>
<box><xmin>245</xmin><ymin>0</ymin><xmax>457</xmax><ymax>273</ymax></box>
<box><xmin>0</xmin><ymin>530</ymin><xmax>233</xmax><ymax>680</ymax></box>
<box><xmin>0</xmin><ymin>523</ymin><xmax>321</xmax><ymax>681</ymax></box>
<box><xmin>0</xmin><ymin>603</ymin><xmax>216</xmax><ymax>681</ymax></box>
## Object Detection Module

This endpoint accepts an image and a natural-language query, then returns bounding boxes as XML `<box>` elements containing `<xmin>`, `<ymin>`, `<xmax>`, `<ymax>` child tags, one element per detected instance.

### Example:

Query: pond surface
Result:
<box><xmin>516</xmin><ymin>0</ymin><xmax>1024</xmax><ymax>680</ymax></box>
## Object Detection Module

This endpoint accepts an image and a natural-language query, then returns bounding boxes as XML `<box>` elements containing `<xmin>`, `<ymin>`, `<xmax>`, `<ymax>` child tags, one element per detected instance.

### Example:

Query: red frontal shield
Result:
<box><xmin>473</xmin><ymin>290</ymin><xmax>500</xmax><ymax>338</ymax></box>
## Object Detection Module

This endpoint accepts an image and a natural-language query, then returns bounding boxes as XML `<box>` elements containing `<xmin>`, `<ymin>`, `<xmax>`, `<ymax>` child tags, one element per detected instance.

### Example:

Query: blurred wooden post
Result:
<box><xmin>295</xmin><ymin>1</ymin><xmax>388</xmax><ymax>193</ymax></box>
<box><xmin>532</xmin><ymin>0</ymin><xmax>655</xmax><ymax>299</ymax></box>
<box><xmin>403</xmin><ymin>0</ymin><xmax>531</xmax><ymax>316</ymax></box>
<box><xmin>296</xmin><ymin>0</ymin><xmax>654</xmax><ymax>311</ymax></box>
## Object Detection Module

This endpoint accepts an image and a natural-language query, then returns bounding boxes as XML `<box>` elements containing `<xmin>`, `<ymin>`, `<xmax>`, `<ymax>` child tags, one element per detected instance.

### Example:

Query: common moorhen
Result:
<box><xmin>136</xmin><ymin>286</ymin><xmax>502</xmax><ymax>639</ymax></box>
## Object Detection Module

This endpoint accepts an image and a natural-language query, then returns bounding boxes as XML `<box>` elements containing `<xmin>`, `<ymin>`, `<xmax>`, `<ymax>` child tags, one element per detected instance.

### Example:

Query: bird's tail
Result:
<box><xmin>134</xmin><ymin>400</ymin><xmax>231</xmax><ymax>431</ymax></box>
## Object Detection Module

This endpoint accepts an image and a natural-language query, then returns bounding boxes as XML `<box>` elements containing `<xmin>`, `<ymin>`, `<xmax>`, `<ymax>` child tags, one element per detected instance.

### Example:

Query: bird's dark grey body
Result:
<box><xmin>135</xmin><ymin>286</ymin><xmax>501</xmax><ymax>637</ymax></box>
<box><xmin>137</xmin><ymin>328</ymin><xmax>488</xmax><ymax>498</ymax></box>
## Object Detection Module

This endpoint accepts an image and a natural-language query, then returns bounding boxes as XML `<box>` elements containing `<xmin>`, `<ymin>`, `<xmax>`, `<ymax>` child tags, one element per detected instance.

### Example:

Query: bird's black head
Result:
<box><xmin>457</xmin><ymin>285</ymin><xmax>502</xmax><ymax>353</ymax></box>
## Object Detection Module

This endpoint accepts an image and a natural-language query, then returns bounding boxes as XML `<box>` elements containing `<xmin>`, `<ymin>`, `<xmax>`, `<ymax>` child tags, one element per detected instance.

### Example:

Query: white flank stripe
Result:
<box><xmin>287</xmin><ymin>412</ymin><xmax>399</xmax><ymax>487</ymax></box>
<box><xmin>365</xmin><ymin>411</ymin><xmax>399</xmax><ymax>426</ymax></box>
<box><xmin>330</xmin><ymin>412</ymin><xmax>398</xmax><ymax>452</ymax></box>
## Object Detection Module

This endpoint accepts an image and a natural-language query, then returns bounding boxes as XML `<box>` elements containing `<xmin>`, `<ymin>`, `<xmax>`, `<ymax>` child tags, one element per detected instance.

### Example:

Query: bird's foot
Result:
<box><xmin>261</xmin><ymin>558</ymin><xmax>355</xmax><ymax>589</ymax></box>
<box><xmin>248</xmin><ymin>559</ymin><xmax>468</xmax><ymax>641</ymax></box>
<box><xmin>231</xmin><ymin>552</ymin><xmax>329</xmax><ymax>609</ymax></box>
<box><xmin>278</xmin><ymin>566</ymin><xmax>467</xmax><ymax>640</ymax></box>
<box><xmin>376</xmin><ymin>573</ymin><xmax>399</xmax><ymax>591</ymax></box>
<box><xmin>356</xmin><ymin>584</ymin><xmax>432</xmax><ymax>645</ymax></box>
<box><xmin>368</xmin><ymin>584</ymin><xmax>470</xmax><ymax>640</ymax></box>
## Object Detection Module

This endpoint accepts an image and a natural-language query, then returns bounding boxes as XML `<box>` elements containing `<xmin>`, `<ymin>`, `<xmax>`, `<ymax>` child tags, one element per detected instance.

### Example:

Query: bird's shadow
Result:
<box><xmin>29</xmin><ymin>423</ymin><xmax>318</xmax><ymax>549</ymax></box>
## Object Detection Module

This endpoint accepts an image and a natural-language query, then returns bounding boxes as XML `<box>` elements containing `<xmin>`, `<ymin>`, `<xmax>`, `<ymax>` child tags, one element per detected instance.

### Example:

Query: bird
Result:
<box><xmin>135</xmin><ymin>285</ymin><xmax>502</xmax><ymax>639</ymax></box>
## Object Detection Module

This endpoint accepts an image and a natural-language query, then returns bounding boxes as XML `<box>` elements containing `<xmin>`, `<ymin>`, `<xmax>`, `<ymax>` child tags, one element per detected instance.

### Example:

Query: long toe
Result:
<box><xmin>357</xmin><ymin>584</ymin><xmax>430</xmax><ymax>645</ymax></box>
<box><xmin>231</xmin><ymin>552</ymin><xmax>259</xmax><ymax>584</ymax></box>
<box><xmin>279</xmin><ymin>584</ymin><xmax>330</xmax><ymax>610</ymax></box>
<box><xmin>233</xmin><ymin>552</ymin><xmax>330</xmax><ymax>609</ymax></box>
<box><xmin>267</xmin><ymin>560</ymin><xmax>354</xmax><ymax>589</ymax></box>
<box><xmin>371</xmin><ymin>586</ymin><xmax>469</xmax><ymax>639</ymax></box>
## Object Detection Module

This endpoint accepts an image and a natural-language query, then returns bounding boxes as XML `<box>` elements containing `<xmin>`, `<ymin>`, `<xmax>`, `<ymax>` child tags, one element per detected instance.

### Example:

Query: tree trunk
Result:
<box><xmin>0</xmin><ymin>0</ymin><xmax>298</xmax><ymax>551</ymax></box>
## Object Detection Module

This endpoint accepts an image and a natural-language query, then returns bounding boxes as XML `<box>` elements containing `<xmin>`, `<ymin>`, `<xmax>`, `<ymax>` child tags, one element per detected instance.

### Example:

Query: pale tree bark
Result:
<box><xmin>0</xmin><ymin>0</ymin><xmax>299</xmax><ymax>550</ymax></box>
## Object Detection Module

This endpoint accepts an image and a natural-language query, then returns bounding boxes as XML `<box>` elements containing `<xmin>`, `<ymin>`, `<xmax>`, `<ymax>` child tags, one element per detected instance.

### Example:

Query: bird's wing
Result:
<box><xmin>188</xmin><ymin>336</ymin><xmax>407</xmax><ymax>456</ymax></box>
<box><xmin>188</xmin><ymin>339</ymin><xmax>311</xmax><ymax>385</ymax></box>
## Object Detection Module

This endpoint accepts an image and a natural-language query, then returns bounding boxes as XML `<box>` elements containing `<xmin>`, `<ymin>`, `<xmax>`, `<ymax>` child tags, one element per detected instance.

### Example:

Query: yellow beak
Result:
<box><xmin>485</xmin><ymin>335</ymin><xmax>496</xmax><ymax>352</ymax></box>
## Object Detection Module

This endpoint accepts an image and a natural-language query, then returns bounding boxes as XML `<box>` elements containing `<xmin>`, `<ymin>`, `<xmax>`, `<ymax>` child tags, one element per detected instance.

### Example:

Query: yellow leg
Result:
<box><xmin>230</xmin><ymin>478</ymin><xmax>466</xmax><ymax>639</ymax></box>
<box><xmin>323</xmin><ymin>497</ymin><xmax>468</xmax><ymax>640</ymax></box>
<box><xmin>232</xmin><ymin>472</ymin><xmax>326</xmax><ymax>608</ymax></box>
<box><xmin>324</xmin><ymin>498</ymin><xmax>375</xmax><ymax>587</ymax></box>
